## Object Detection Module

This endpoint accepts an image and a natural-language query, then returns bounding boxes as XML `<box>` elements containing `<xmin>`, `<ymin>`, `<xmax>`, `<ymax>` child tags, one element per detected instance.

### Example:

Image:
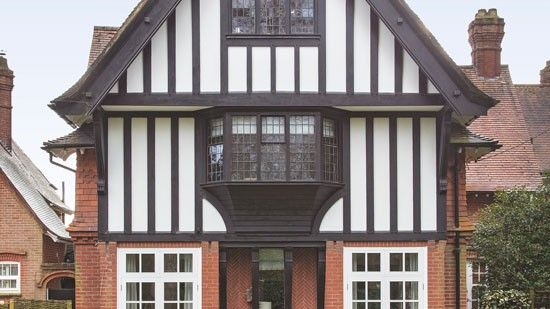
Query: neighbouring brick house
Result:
<box><xmin>0</xmin><ymin>56</ymin><xmax>75</xmax><ymax>304</ymax></box>
<box><xmin>42</xmin><ymin>1</ymin><xmax>546</xmax><ymax>309</ymax></box>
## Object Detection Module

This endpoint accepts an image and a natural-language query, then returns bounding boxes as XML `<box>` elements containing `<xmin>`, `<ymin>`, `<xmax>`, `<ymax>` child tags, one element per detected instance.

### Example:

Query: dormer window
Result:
<box><xmin>206</xmin><ymin>112</ymin><xmax>341</xmax><ymax>183</ymax></box>
<box><xmin>232</xmin><ymin>0</ymin><xmax>316</xmax><ymax>35</ymax></box>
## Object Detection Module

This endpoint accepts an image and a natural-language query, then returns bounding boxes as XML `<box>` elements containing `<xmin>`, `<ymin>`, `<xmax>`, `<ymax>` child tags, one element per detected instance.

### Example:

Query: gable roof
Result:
<box><xmin>0</xmin><ymin>143</ymin><xmax>71</xmax><ymax>241</ymax></box>
<box><xmin>515</xmin><ymin>84</ymin><xmax>550</xmax><ymax>172</ymax></box>
<box><xmin>463</xmin><ymin>66</ymin><xmax>543</xmax><ymax>192</ymax></box>
<box><xmin>49</xmin><ymin>0</ymin><xmax>495</xmax><ymax>127</ymax></box>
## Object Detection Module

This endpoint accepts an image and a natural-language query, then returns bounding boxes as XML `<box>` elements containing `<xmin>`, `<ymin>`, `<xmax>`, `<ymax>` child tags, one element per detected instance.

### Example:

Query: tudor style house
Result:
<box><xmin>44</xmin><ymin>1</ymin><xmax>514</xmax><ymax>308</ymax></box>
<box><xmin>0</xmin><ymin>56</ymin><xmax>75</xmax><ymax>303</ymax></box>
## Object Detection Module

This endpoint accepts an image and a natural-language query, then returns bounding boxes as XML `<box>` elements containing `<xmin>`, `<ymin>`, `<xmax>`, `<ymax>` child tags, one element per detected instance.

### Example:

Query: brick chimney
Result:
<box><xmin>541</xmin><ymin>61</ymin><xmax>550</xmax><ymax>86</ymax></box>
<box><xmin>0</xmin><ymin>55</ymin><xmax>14</xmax><ymax>151</ymax></box>
<box><xmin>468</xmin><ymin>9</ymin><xmax>505</xmax><ymax>78</ymax></box>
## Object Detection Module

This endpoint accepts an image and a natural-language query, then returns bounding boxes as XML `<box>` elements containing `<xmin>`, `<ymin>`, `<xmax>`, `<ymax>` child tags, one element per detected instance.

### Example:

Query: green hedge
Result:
<box><xmin>0</xmin><ymin>300</ymin><xmax>71</xmax><ymax>309</ymax></box>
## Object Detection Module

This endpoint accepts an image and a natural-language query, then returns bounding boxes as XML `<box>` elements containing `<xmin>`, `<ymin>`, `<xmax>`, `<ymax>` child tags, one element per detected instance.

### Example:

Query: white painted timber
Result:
<box><xmin>276</xmin><ymin>47</ymin><xmax>295</xmax><ymax>92</ymax></box>
<box><xmin>373</xmin><ymin>118</ymin><xmax>390</xmax><ymax>232</ymax></box>
<box><xmin>202</xmin><ymin>199</ymin><xmax>227</xmax><ymax>232</ymax></box>
<box><xmin>151</xmin><ymin>23</ymin><xmax>168</xmax><ymax>93</ymax></box>
<box><xmin>420</xmin><ymin>117</ymin><xmax>437</xmax><ymax>231</ymax></box>
<box><xmin>155</xmin><ymin>118</ymin><xmax>172</xmax><ymax>232</ymax></box>
<box><xmin>175</xmin><ymin>0</ymin><xmax>193</xmax><ymax>92</ymax></box>
<box><xmin>427</xmin><ymin>79</ymin><xmax>439</xmax><ymax>94</ymax></box>
<box><xmin>299</xmin><ymin>47</ymin><xmax>318</xmax><ymax>92</ymax></box>
<box><xmin>179</xmin><ymin>118</ymin><xmax>195</xmax><ymax>232</ymax></box>
<box><xmin>378</xmin><ymin>21</ymin><xmax>395</xmax><ymax>93</ymax></box>
<box><xmin>397</xmin><ymin>118</ymin><xmax>414</xmax><ymax>231</ymax></box>
<box><xmin>228</xmin><ymin>47</ymin><xmax>248</xmax><ymax>92</ymax></box>
<box><xmin>353</xmin><ymin>0</ymin><xmax>371</xmax><ymax>93</ymax></box>
<box><xmin>350</xmin><ymin>118</ymin><xmax>367</xmax><ymax>232</ymax></box>
<box><xmin>107</xmin><ymin>118</ymin><xmax>124</xmax><ymax>232</ymax></box>
<box><xmin>319</xmin><ymin>198</ymin><xmax>344</xmax><ymax>232</ymax></box>
<box><xmin>200</xmin><ymin>0</ymin><xmax>220</xmax><ymax>92</ymax></box>
<box><xmin>252</xmin><ymin>47</ymin><xmax>271</xmax><ymax>92</ymax></box>
<box><xmin>131</xmin><ymin>118</ymin><xmax>148</xmax><ymax>232</ymax></box>
<box><xmin>403</xmin><ymin>51</ymin><xmax>420</xmax><ymax>93</ymax></box>
<box><xmin>127</xmin><ymin>52</ymin><xmax>144</xmax><ymax>93</ymax></box>
<box><xmin>325</xmin><ymin>0</ymin><xmax>346</xmax><ymax>92</ymax></box>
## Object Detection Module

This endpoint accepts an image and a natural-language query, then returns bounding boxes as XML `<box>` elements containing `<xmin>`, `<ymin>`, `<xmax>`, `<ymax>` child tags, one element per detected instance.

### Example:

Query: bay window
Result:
<box><xmin>206</xmin><ymin>113</ymin><xmax>341</xmax><ymax>184</ymax></box>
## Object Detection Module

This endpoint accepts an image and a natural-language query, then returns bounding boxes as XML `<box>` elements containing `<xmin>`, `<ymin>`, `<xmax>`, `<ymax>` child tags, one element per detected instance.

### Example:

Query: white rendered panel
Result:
<box><xmin>179</xmin><ymin>118</ymin><xmax>195</xmax><ymax>232</ymax></box>
<box><xmin>353</xmin><ymin>0</ymin><xmax>370</xmax><ymax>93</ymax></box>
<box><xmin>131</xmin><ymin>118</ymin><xmax>148</xmax><ymax>232</ymax></box>
<box><xmin>252</xmin><ymin>47</ymin><xmax>271</xmax><ymax>92</ymax></box>
<box><xmin>228</xmin><ymin>47</ymin><xmax>248</xmax><ymax>92</ymax></box>
<box><xmin>155</xmin><ymin>118</ymin><xmax>172</xmax><ymax>232</ymax></box>
<box><xmin>276</xmin><ymin>47</ymin><xmax>295</xmax><ymax>92</ymax></box>
<box><xmin>420</xmin><ymin>118</ymin><xmax>437</xmax><ymax>231</ymax></box>
<box><xmin>127</xmin><ymin>52</ymin><xmax>144</xmax><ymax>93</ymax></box>
<box><xmin>428</xmin><ymin>80</ymin><xmax>439</xmax><ymax>94</ymax></box>
<box><xmin>151</xmin><ymin>22</ymin><xmax>168</xmax><ymax>93</ymax></box>
<box><xmin>107</xmin><ymin>118</ymin><xmax>124</xmax><ymax>232</ymax></box>
<box><xmin>397</xmin><ymin>118</ymin><xmax>414</xmax><ymax>231</ymax></box>
<box><xmin>203</xmin><ymin>199</ymin><xmax>227</xmax><ymax>232</ymax></box>
<box><xmin>109</xmin><ymin>82</ymin><xmax>119</xmax><ymax>94</ymax></box>
<box><xmin>299</xmin><ymin>47</ymin><xmax>318</xmax><ymax>92</ymax></box>
<box><xmin>373</xmin><ymin>118</ymin><xmax>390</xmax><ymax>232</ymax></box>
<box><xmin>176</xmin><ymin>0</ymin><xmax>193</xmax><ymax>92</ymax></box>
<box><xmin>403</xmin><ymin>51</ymin><xmax>420</xmax><ymax>93</ymax></box>
<box><xmin>319</xmin><ymin>198</ymin><xmax>343</xmax><ymax>232</ymax></box>
<box><xmin>326</xmin><ymin>0</ymin><xmax>346</xmax><ymax>92</ymax></box>
<box><xmin>350</xmin><ymin>118</ymin><xmax>367</xmax><ymax>232</ymax></box>
<box><xmin>200</xmin><ymin>0</ymin><xmax>220</xmax><ymax>92</ymax></box>
<box><xmin>378</xmin><ymin>21</ymin><xmax>395</xmax><ymax>93</ymax></box>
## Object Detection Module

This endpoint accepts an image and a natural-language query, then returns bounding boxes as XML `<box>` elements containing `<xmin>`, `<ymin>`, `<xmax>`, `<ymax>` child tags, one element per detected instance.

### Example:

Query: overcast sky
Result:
<box><xmin>0</xmin><ymin>1</ymin><xmax>549</xmax><ymax>217</ymax></box>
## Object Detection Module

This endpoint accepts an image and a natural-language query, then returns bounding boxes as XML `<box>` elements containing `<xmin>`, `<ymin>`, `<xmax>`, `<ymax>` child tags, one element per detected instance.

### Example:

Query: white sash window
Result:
<box><xmin>117</xmin><ymin>248</ymin><xmax>201</xmax><ymax>309</ymax></box>
<box><xmin>344</xmin><ymin>248</ymin><xmax>427</xmax><ymax>309</ymax></box>
<box><xmin>0</xmin><ymin>262</ymin><xmax>20</xmax><ymax>294</ymax></box>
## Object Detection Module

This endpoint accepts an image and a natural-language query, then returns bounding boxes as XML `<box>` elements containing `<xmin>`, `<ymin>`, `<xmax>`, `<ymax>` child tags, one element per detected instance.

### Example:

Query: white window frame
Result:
<box><xmin>117</xmin><ymin>248</ymin><xmax>202</xmax><ymax>309</ymax></box>
<box><xmin>0</xmin><ymin>262</ymin><xmax>20</xmax><ymax>294</ymax></box>
<box><xmin>344</xmin><ymin>247</ymin><xmax>428</xmax><ymax>309</ymax></box>
<box><xmin>466</xmin><ymin>260</ymin><xmax>488</xmax><ymax>309</ymax></box>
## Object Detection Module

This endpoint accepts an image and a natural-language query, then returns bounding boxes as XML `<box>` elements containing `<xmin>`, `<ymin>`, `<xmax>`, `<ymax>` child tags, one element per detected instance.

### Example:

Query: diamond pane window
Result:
<box><xmin>259</xmin><ymin>0</ymin><xmax>288</xmax><ymax>34</ymax></box>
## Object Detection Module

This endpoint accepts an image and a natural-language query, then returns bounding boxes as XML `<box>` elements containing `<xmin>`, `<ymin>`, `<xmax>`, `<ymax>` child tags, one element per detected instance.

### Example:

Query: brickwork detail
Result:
<box><xmin>226</xmin><ymin>248</ymin><xmax>252</xmax><ymax>309</ymax></box>
<box><xmin>201</xmin><ymin>241</ymin><xmax>220</xmax><ymax>309</ymax></box>
<box><xmin>324</xmin><ymin>241</ymin><xmax>343</xmax><ymax>309</ymax></box>
<box><xmin>292</xmin><ymin>248</ymin><xmax>317</xmax><ymax>309</ymax></box>
<box><xmin>468</xmin><ymin>9</ymin><xmax>505</xmax><ymax>78</ymax></box>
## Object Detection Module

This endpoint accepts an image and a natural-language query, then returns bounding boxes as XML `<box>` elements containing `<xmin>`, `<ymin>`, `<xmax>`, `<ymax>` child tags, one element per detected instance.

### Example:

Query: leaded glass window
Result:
<box><xmin>231</xmin><ymin>0</ymin><xmax>316</xmax><ymax>34</ymax></box>
<box><xmin>290</xmin><ymin>116</ymin><xmax>316</xmax><ymax>180</ymax></box>
<box><xmin>261</xmin><ymin>116</ymin><xmax>286</xmax><ymax>180</ymax></box>
<box><xmin>323</xmin><ymin>118</ymin><xmax>339</xmax><ymax>182</ymax></box>
<box><xmin>232</xmin><ymin>116</ymin><xmax>258</xmax><ymax>181</ymax></box>
<box><xmin>232</xmin><ymin>0</ymin><xmax>255</xmax><ymax>34</ymax></box>
<box><xmin>291</xmin><ymin>0</ymin><xmax>314</xmax><ymax>34</ymax></box>
<box><xmin>208</xmin><ymin>118</ymin><xmax>224</xmax><ymax>182</ymax></box>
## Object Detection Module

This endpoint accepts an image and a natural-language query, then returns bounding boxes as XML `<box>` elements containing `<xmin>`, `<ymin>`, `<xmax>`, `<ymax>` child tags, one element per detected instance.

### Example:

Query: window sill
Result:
<box><xmin>0</xmin><ymin>292</ymin><xmax>21</xmax><ymax>297</ymax></box>
<box><xmin>202</xmin><ymin>180</ymin><xmax>344</xmax><ymax>188</ymax></box>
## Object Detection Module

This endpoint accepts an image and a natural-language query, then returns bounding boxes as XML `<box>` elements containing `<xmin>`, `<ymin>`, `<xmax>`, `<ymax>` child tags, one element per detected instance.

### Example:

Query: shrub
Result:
<box><xmin>481</xmin><ymin>289</ymin><xmax>531</xmax><ymax>309</ymax></box>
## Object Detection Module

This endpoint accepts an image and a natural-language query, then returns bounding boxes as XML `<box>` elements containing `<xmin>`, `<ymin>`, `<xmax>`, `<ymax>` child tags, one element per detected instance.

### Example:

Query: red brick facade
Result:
<box><xmin>227</xmin><ymin>248</ymin><xmax>252</xmax><ymax>309</ymax></box>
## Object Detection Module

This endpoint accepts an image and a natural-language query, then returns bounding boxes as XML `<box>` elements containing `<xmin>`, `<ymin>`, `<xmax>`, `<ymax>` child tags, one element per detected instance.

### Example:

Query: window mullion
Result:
<box><xmin>255</xmin><ymin>0</ymin><xmax>261</xmax><ymax>34</ymax></box>
<box><xmin>286</xmin><ymin>0</ymin><xmax>291</xmax><ymax>34</ymax></box>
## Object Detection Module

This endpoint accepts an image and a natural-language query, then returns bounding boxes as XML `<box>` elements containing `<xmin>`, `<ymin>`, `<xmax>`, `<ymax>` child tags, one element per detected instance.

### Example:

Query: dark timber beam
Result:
<box><xmin>103</xmin><ymin>93</ymin><xmax>446</xmax><ymax>107</ymax></box>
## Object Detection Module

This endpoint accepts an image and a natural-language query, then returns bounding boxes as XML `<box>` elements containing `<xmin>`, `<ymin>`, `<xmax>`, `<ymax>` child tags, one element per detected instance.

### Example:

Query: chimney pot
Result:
<box><xmin>0</xmin><ymin>55</ymin><xmax>14</xmax><ymax>152</ymax></box>
<box><xmin>468</xmin><ymin>8</ymin><xmax>505</xmax><ymax>78</ymax></box>
<box><xmin>541</xmin><ymin>60</ymin><xmax>550</xmax><ymax>86</ymax></box>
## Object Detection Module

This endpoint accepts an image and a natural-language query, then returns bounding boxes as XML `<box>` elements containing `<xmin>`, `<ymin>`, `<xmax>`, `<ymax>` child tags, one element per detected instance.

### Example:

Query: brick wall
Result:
<box><xmin>202</xmin><ymin>242</ymin><xmax>220</xmax><ymax>309</ymax></box>
<box><xmin>292</xmin><ymin>248</ymin><xmax>317</xmax><ymax>309</ymax></box>
<box><xmin>42</xmin><ymin>235</ymin><xmax>67</xmax><ymax>264</ymax></box>
<box><xmin>68</xmin><ymin>149</ymin><xmax>98</xmax><ymax>233</ymax></box>
<box><xmin>0</xmin><ymin>171</ymin><xmax>45</xmax><ymax>300</ymax></box>
<box><xmin>325</xmin><ymin>241</ymin><xmax>343</xmax><ymax>309</ymax></box>
<box><xmin>226</xmin><ymin>248</ymin><xmax>252</xmax><ymax>309</ymax></box>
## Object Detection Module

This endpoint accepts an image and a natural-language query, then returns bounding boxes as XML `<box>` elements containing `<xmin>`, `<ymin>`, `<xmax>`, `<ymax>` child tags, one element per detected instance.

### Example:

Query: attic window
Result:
<box><xmin>231</xmin><ymin>0</ymin><xmax>316</xmax><ymax>35</ymax></box>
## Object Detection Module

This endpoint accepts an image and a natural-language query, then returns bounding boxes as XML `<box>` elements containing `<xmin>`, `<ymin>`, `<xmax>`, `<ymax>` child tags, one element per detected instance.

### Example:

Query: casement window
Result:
<box><xmin>206</xmin><ymin>113</ymin><xmax>342</xmax><ymax>183</ymax></box>
<box><xmin>231</xmin><ymin>0</ymin><xmax>316</xmax><ymax>34</ymax></box>
<box><xmin>344</xmin><ymin>248</ymin><xmax>427</xmax><ymax>309</ymax></box>
<box><xmin>466</xmin><ymin>260</ymin><xmax>488</xmax><ymax>309</ymax></box>
<box><xmin>117</xmin><ymin>249</ymin><xmax>201</xmax><ymax>309</ymax></box>
<box><xmin>0</xmin><ymin>262</ymin><xmax>20</xmax><ymax>294</ymax></box>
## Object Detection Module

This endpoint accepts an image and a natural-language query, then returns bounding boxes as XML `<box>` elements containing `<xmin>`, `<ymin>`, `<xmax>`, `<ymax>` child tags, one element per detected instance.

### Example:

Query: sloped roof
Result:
<box><xmin>515</xmin><ymin>84</ymin><xmax>550</xmax><ymax>172</ymax></box>
<box><xmin>43</xmin><ymin>124</ymin><xmax>95</xmax><ymax>160</ymax></box>
<box><xmin>88</xmin><ymin>26</ymin><xmax>119</xmax><ymax>67</ymax></box>
<box><xmin>0</xmin><ymin>143</ymin><xmax>71</xmax><ymax>241</ymax></box>
<box><xmin>463</xmin><ymin>66</ymin><xmax>543</xmax><ymax>192</ymax></box>
<box><xmin>49</xmin><ymin>0</ymin><xmax>495</xmax><ymax>127</ymax></box>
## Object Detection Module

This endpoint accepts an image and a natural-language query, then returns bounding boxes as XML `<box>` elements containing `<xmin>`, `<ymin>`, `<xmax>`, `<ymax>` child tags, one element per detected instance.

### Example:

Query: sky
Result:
<box><xmin>0</xmin><ymin>1</ymin><xmax>549</xmax><ymax>220</ymax></box>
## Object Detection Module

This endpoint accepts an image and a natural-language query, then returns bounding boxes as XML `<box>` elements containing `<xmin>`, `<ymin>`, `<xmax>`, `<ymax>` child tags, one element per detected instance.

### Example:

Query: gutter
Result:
<box><xmin>454</xmin><ymin>147</ymin><xmax>462</xmax><ymax>309</ymax></box>
<box><xmin>48</xmin><ymin>152</ymin><xmax>76</xmax><ymax>173</ymax></box>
